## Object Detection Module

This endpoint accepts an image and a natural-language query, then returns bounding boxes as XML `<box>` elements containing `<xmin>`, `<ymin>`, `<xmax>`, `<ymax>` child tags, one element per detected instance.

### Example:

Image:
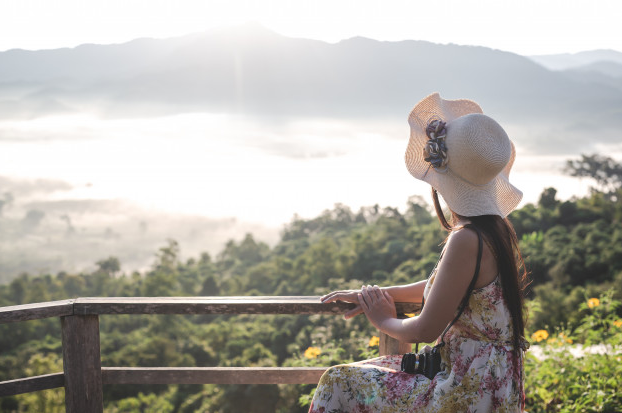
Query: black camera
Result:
<box><xmin>400</xmin><ymin>347</ymin><xmax>442</xmax><ymax>379</ymax></box>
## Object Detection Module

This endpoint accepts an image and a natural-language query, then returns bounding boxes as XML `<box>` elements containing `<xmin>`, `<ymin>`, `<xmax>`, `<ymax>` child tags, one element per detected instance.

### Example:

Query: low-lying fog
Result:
<box><xmin>0</xmin><ymin>112</ymin><xmax>610</xmax><ymax>282</ymax></box>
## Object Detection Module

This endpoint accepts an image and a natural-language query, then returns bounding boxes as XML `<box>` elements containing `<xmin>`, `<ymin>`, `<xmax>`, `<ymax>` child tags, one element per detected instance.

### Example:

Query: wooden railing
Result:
<box><xmin>0</xmin><ymin>297</ymin><xmax>419</xmax><ymax>412</ymax></box>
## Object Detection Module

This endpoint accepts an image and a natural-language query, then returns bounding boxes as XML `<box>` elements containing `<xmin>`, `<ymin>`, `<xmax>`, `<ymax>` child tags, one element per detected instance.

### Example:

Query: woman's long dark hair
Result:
<box><xmin>432</xmin><ymin>188</ymin><xmax>528</xmax><ymax>360</ymax></box>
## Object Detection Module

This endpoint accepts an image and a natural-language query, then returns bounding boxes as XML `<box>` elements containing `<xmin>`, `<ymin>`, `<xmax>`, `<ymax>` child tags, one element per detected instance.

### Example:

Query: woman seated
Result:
<box><xmin>310</xmin><ymin>93</ymin><xmax>530</xmax><ymax>413</ymax></box>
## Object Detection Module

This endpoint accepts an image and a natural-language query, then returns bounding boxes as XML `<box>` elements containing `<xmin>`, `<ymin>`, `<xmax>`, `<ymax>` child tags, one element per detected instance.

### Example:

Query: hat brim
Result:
<box><xmin>405</xmin><ymin>93</ymin><xmax>523</xmax><ymax>217</ymax></box>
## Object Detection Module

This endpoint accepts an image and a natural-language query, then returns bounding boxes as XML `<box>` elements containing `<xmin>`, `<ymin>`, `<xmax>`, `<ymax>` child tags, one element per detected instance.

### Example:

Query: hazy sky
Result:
<box><xmin>1</xmin><ymin>0</ymin><xmax>620</xmax><ymax>55</ymax></box>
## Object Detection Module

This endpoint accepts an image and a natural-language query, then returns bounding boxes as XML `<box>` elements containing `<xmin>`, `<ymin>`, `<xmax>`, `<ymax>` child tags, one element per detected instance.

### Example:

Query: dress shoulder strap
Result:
<box><xmin>437</xmin><ymin>223</ymin><xmax>483</xmax><ymax>346</ymax></box>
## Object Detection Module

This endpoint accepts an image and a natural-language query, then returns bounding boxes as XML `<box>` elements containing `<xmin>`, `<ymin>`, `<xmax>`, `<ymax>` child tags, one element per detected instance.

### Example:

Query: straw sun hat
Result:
<box><xmin>405</xmin><ymin>93</ymin><xmax>522</xmax><ymax>218</ymax></box>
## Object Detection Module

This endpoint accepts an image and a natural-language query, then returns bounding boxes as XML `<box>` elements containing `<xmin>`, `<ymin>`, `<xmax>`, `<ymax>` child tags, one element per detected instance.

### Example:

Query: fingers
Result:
<box><xmin>358</xmin><ymin>293</ymin><xmax>369</xmax><ymax>311</ymax></box>
<box><xmin>320</xmin><ymin>291</ymin><xmax>339</xmax><ymax>302</ymax></box>
<box><xmin>371</xmin><ymin>285</ymin><xmax>383</xmax><ymax>301</ymax></box>
<box><xmin>361</xmin><ymin>285</ymin><xmax>373</xmax><ymax>307</ymax></box>
<box><xmin>344</xmin><ymin>305</ymin><xmax>363</xmax><ymax>319</ymax></box>
<box><xmin>320</xmin><ymin>294</ymin><xmax>336</xmax><ymax>303</ymax></box>
<box><xmin>360</xmin><ymin>285</ymin><xmax>385</xmax><ymax>304</ymax></box>
<box><xmin>321</xmin><ymin>291</ymin><xmax>355</xmax><ymax>303</ymax></box>
<box><xmin>322</xmin><ymin>287</ymin><xmax>389</xmax><ymax>320</ymax></box>
<box><xmin>383</xmin><ymin>290</ymin><xmax>397</xmax><ymax>318</ymax></box>
<box><xmin>320</xmin><ymin>289</ymin><xmax>370</xmax><ymax>320</ymax></box>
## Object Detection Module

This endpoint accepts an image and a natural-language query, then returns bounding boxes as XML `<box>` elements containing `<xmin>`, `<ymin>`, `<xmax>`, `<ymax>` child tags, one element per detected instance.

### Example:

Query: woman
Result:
<box><xmin>309</xmin><ymin>93</ymin><xmax>529</xmax><ymax>413</ymax></box>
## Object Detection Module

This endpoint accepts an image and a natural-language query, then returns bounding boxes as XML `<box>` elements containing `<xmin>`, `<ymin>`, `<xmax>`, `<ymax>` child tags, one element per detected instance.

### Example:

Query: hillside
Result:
<box><xmin>1</xmin><ymin>24</ymin><xmax>621</xmax><ymax>135</ymax></box>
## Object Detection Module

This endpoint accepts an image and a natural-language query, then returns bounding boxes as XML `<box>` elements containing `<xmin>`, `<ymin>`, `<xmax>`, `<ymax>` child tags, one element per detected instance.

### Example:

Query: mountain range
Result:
<box><xmin>1</xmin><ymin>24</ymin><xmax>621</xmax><ymax>148</ymax></box>
<box><xmin>529</xmin><ymin>49</ymin><xmax>622</xmax><ymax>71</ymax></box>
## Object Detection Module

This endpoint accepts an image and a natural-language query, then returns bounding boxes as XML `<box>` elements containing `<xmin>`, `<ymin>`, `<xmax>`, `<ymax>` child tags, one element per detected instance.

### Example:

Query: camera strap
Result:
<box><xmin>416</xmin><ymin>223</ymin><xmax>483</xmax><ymax>352</ymax></box>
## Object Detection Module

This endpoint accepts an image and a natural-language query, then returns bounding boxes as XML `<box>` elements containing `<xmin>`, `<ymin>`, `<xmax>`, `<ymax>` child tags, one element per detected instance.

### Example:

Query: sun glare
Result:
<box><xmin>0</xmin><ymin>109</ymin><xmax>596</xmax><ymax>228</ymax></box>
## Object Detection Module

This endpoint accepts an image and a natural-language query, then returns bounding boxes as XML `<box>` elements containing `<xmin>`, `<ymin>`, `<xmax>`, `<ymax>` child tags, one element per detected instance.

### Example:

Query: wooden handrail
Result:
<box><xmin>0</xmin><ymin>299</ymin><xmax>75</xmax><ymax>323</ymax></box>
<box><xmin>0</xmin><ymin>297</ymin><xmax>420</xmax><ymax>412</ymax></box>
<box><xmin>1</xmin><ymin>297</ymin><xmax>420</xmax><ymax>320</ymax></box>
<box><xmin>0</xmin><ymin>373</ymin><xmax>64</xmax><ymax>397</ymax></box>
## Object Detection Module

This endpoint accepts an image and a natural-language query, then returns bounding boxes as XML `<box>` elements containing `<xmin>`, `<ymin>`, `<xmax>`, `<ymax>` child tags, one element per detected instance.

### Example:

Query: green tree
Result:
<box><xmin>565</xmin><ymin>153</ymin><xmax>622</xmax><ymax>199</ymax></box>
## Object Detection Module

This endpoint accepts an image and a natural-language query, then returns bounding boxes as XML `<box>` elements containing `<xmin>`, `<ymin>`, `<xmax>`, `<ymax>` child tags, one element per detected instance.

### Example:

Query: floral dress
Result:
<box><xmin>309</xmin><ymin>274</ymin><xmax>527</xmax><ymax>413</ymax></box>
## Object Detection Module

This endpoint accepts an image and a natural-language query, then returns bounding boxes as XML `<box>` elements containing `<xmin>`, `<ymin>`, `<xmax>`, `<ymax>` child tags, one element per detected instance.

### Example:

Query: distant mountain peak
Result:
<box><xmin>338</xmin><ymin>35</ymin><xmax>379</xmax><ymax>43</ymax></box>
<box><xmin>529</xmin><ymin>49</ymin><xmax>622</xmax><ymax>71</ymax></box>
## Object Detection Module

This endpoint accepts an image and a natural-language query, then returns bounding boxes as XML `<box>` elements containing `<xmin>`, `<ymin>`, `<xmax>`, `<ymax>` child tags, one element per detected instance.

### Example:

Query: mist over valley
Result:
<box><xmin>1</xmin><ymin>24</ymin><xmax>620</xmax><ymax>280</ymax></box>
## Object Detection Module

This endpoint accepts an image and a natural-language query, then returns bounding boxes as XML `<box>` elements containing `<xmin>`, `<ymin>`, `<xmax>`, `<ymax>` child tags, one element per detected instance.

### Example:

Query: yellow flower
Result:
<box><xmin>546</xmin><ymin>337</ymin><xmax>558</xmax><ymax>346</ymax></box>
<box><xmin>587</xmin><ymin>297</ymin><xmax>600</xmax><ymax>308</ymax></box>
<box><xmin>558</xmin><ymin>332</ymin><xmax>572</xmax><ymax>344</ymax></box>
<box><xmin>613</xmin><ymin>319</ymin><xmax>622</xmax><ymax>328</ymax></box>
<box><xmin>531</xmin><ymin>329</ymin><xmax>549</xmax><ymax>342</ymax></box>
<box><xmin>368</xmin><ymin>336</ymin><xmax>380</xmax><ymax>347</ymax></box>
<box><xmin>404</xmin><ymin>313</ymin><xmax>416</xmax><ymax>318</ymax></box>
<box><xmin>304</xmin><ymin>347</ymin><xmax>321</xmax><ymax>359</ymax></box>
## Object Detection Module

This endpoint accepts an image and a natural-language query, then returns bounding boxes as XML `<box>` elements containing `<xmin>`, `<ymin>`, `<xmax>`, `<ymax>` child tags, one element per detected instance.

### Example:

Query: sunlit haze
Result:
<box><xmin>0</xmin><ymin>0</ymin><xmax>620</xmax><ymax>275</ymax></box>
<box><xmin>1</xmin><ymin>0</ymin><xmax>620</xmax><ymax>55</ymax></box>
<box><xmin>0</xmin><ymin>113</ymin><xmax>596</xmax><ymax>225</ymax></box>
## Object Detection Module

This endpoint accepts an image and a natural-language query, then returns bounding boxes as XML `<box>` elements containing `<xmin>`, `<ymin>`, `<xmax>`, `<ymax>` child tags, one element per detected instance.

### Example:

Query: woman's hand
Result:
<box><xmin>321</xmin><ymin>290</ymin><xmax>364</xmax><ymax>319</ymax></box>
<box><xmin>358</xmin><ymin>285</ymin><xmax>397</xmax><ymax>331</ymax></box>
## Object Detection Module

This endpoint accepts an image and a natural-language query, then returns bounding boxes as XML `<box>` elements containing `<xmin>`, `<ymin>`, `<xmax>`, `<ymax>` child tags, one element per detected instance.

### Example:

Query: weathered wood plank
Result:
<box><xmin>0</xmin><ymin>373</ymin><xmax>64</xmax><ymax>397</ymax></box>
<box><xmin>379</xmin><ymin>333</ymin><xmax>412</xmax><ymax>356</ymax></box>
<box><xmin>0</xmin><ymin>300</ymin><xmax>74</xmax><ymax>324</ymax></box>
<box><xmin>62</xmin><ymin>315</ymin><xmax>103</xmax><ymax>413</ymax></box>
<box><xmin>101</xmin><ymin>367</ymin><xmax>328</xmax><ymax>385</ymax></box>
<box><xmin>74</xmin><ymin>297</ymin><xmax>421</xmax><ymax>315</ymax></box>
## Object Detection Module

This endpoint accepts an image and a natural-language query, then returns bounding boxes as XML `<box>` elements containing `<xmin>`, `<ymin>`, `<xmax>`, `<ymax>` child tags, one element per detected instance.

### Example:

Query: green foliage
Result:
<box><xmin>575</xmin><ymin>290</ymin><xmax>622</xmax><ymax>346</ymax></box>
<box><xmin>525</xmin><ymin>289</ymin><xmax>622</xmax><ymax>412</ymax></box>
<box><xmin>12</xmin><ymin>353</ymin><xmax>65</xmax><ymax>413</ymax></box>
<box><xmin>525</xmin><ymin>351</ymin><xmax>622</xmax><ymax>412</ymax></box>
<box><xmin>105</xmin><ymin>388</ymin><xmax>176</xmax><ymax>413</ymax></box>
<box><xmin>514</xmin><ymin>185</ymin><xmax>622</xmax><ymax>303</ymax></box>
<box><xmin>564</xmin><ymin>154</ymin><xmax>622</xmax><ymax>197</ymax></box>
<box><xmin>1</xmin><ymin>164</ymin><xmax>622</xmax><ymax>411</ymax></box>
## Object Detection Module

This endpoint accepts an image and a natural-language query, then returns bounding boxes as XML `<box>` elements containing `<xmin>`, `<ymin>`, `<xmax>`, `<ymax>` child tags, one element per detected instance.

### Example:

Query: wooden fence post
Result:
<box><xmin>378</xmin><ymin>332</ymin><xmax>411</xmax><ymax>356</ymax></box>
<box><xmin>61</xmin><ymin>315</ymin><xmax>103</xmax><ymax>413</ymax></box>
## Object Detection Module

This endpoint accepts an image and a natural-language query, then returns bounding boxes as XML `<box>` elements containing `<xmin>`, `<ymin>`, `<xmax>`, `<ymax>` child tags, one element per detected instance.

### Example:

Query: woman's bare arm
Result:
<box><xmin>360</xmin><ymin>228</ymin><xmax>479</xmax><ymax>343</ymax></box>
<box><xmin>383</xmin><ymin>280</ymin><xmax>427</xmax><ymax>303</ymax></box>
<box><xmin>321</xmin><ymin>280</ymin><xmax>427</xmax><ymax>319</ymax></box>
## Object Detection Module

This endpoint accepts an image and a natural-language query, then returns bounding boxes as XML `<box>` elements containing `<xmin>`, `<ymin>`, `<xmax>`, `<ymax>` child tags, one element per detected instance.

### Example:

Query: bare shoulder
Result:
<box><xmin>445</xmin><ymin>226</ymin><xmax>479</xmax><ymax>256</ymax></box>
<box><xmin>435</xmin><ymin>227</ymin><xmax>479</xmax><ymax>281</ymax></box>
<box><xmin>443</xmin><ymin>225</ymin><xmax>498</xmax><ymax>289</ymax></box>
